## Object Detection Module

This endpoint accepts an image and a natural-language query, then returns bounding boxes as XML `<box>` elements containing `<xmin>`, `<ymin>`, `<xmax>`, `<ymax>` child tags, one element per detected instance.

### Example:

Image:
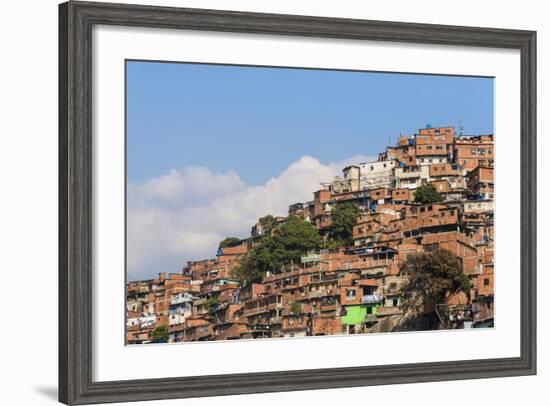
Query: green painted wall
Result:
<box><xmin>369</xmin><ymin>304</ymin><xmax>379</xmax><ymax>316</ymax></box>
<box><xmin>341</xmin><ymin>304</ymin><xmax>379</xmax><ymax>325</ymax></box>
<box><xmin>341</xmin><ymin>305</ymin><xmax>365</xmax><ymax>325</ymax></box>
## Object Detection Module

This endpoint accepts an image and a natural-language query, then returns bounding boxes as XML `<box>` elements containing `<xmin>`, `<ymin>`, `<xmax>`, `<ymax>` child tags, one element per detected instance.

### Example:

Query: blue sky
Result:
<box><xmin>126</xmin><ymin>61</ymin><xmax>494</xmax><ymax>186</ymax></box>
<box><xmin>126</xmin><ymin>61</ymin><xmax>494</xmax><ymax>280</ymax></box>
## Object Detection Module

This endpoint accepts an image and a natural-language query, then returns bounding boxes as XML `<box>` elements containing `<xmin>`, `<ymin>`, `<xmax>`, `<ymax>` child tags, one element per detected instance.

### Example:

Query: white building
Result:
<box><xmin>464</xmin><ymin>200</ymin><xmax>494</xmax><ymax>213</ymax></box>
<box><xmin>169</xmin><ymin>313</ymin><xmax>187</xmax><ymax>326</ymax></box>
<box><xmin>138</xmin><ymin>316</ymin><xmax>156</xmax><ymax>329</ymax></box>
<box><xmin>169</xmin><ymin>292</ymin><xmax>194</xmax><ymax>325</ymax></box>
<box><xmin>358</xmin><ymin>160</ymin><xmax>395</xmax><ymax>190</ymax></box>
<box><xmin>332</xmin><ymin>165</ymin><xmax>360</xmax><ymax>193</ymax></box>
<box><xmin>416</xmin><ymin>156</ymin><xmax>449</xmax><ymax>165</ymax></box>
<box><xmin>394</xmin><ymin>165</ymin><xmax>430</xmax><ymax>189</ymax></box>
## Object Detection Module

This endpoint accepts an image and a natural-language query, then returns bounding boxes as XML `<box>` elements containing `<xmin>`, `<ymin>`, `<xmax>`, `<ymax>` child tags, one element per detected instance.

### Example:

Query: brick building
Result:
<box><xmin>127</xmin><ymin>125</ymin><xmax>495</xmax><ymax>343</ymax></box>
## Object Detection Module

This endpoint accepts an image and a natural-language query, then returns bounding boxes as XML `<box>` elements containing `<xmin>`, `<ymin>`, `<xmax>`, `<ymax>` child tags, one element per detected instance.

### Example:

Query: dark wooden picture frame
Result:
<box><xmin>59</xmin><ymin>1</ymin><xmax>537</xmax><ymax>404</ymax></box>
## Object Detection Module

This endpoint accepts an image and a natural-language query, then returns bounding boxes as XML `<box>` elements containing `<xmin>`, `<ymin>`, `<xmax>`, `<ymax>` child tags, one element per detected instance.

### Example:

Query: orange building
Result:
<box><xmin>454</xmin><ymin>134</ymin><xmax>494</xmax><ymax>171</ymax></box>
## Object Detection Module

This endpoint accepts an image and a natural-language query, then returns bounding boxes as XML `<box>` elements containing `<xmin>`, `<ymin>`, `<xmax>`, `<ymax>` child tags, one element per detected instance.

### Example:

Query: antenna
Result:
<box><xmin>458</xmin><ymin>119</ymin><xmax>464</xmax><ymax>136</ymax></box>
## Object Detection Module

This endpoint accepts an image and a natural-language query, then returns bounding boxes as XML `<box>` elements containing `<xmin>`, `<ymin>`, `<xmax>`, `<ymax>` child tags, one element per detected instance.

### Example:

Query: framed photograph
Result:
<box><xmin>59</xmin><ymin>1</ymin><xmax>536</xmax><ymax>404</ymax></box>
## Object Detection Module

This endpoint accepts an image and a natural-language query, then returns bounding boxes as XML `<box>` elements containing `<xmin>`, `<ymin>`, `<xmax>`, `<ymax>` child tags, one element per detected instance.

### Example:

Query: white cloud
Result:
<box><xmin>128</xmin><ymin>166</ymin><xmax>246</xmax><ymax>207</ymax></box>
<box><xmin>127</xmin><ymin>155</ymin><xmax>374</xmax><ymax>280</ymax></box>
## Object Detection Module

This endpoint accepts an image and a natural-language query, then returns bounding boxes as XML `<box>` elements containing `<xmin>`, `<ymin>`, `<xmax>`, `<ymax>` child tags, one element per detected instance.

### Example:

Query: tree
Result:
<box><xmin>401</xmin><ymin>249</ymin><xmax>472</xmax><ymax>311</ymax></box>
<box><xmin>151</xmin><ymin>325</ymin><xmax>169</xmax><ymax>342</ymax></box>
<box><xmin>204</xmin><ymin>297</ymin><xmax>220</xmax><ymax>312</ymax></box>
<box><xmin>257</xmin><ymin>216</ymin><xmax>321</xmax><ymax>272</ymax></box>
<box><xmin>330</xmin><ymin>202</ymin><xmax>361</xmax><ymax>246</ymax></box>
<box><xmin>233</xmin><ymin>216</ymin><xmax>321</xmax><ymax>285</ymax></box>
<box><xmin>219</xmin><ymin>237</ymin><xmax>241</xmax><ymax>249</ymax></box>
<box><xmin>258</xmin><ymin>215</ymin><xmax>277</xmax><ymax>236</ymax></box>
<box><xmin>413</xmin><ymin>184</ymin><xmax>444</xmax><ymax>204</ymax></box>
<box><xmin>231</xmin><ymin>251</ymin><xmax>265</xmax><ymax>286</ymax></box>
<box><xmin>290</xmin><ymin>301</ymin><xmax>302</xmax><ymax>315</ymax></box>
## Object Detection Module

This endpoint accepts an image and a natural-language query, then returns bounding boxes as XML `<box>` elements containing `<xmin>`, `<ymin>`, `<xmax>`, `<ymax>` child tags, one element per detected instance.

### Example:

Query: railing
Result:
<box><xmin>243</xmin><ymin>302</ymin><xmax>282</xmax><ymax>316</ymax></box>
<box><xmin>195</xmin><ymin>326</ymin><xmax>213</xmax><ymax>339</ymax></box>
<box><xmin>307</xmin><ymin>288</ymin><xmax>340</xmax><ymax>299</ymax></box>
<box><xmin>214</xmin><ymin>324</ymin><xmax>246</xmax><ymax>340</ymax></box>
<box><xmin>319</xmin><ymin>304</ymin><xmax>337</xmax><ymax>312</ymax></box>
<box><xmin>308</xmin><ymin>290</ymin><xmax>323</xmax><ymax>299</ymax></box>
<box><xmin>356</xmin><ymin>259</ymin><xmax>393</xmax><ymax>269</ymax></box>
<box><xmin>361</xmin><ymin>294</ymin><xmax>384</xmax><ymax>304</ymax></box>
<box><xmin>170</xmin><ymin>296</ymin><xmax>193</xmax><ymax>305</ymax></box>
<box><xmin>376</xmin><ymin>306</ymin><xmax>402</xmax><ymax>316</ymax></box>
<box><xmin>396</xmin><ymin>170</ymin><xmax>422</xmax><ymax>179</ymax></box>
<box><xmin>364</xmin><ymin>314</ymin><xmax>378</xmax><ymax>323</ymax></box>
<box><xmin>243</xmin><ymin>305</ymin><xmax>268</xmax><ymax>316</ymax></box>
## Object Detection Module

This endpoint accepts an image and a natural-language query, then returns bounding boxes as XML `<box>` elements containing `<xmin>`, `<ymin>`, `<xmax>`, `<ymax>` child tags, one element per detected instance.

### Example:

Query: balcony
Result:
<box><xmin>360</xmin><ymin>267</ymin><xmax>387</xmax><ymax>277</ymax></box>
<box><xmin>214</xmin><ymin>324</ymin><xmax>247</xmax><ymax>340</ymax></box>
<box><xmin>243</xmin><ymin>302</ymin><xmax>282</xmax><ymax>317</ymax></box>
<box><xmin>243</xmin><ymin>305</ymin><xmax>268</xmax><ymax>317</ymax></box>
<box><xmin>308</xmin><ymin>289</ymin><xmax>339</xmax><ymax>299</ymax></box>
<box><xmin>320</xmin><ymin>303</ymin><xmax>338</xmax><ymax>312</ymax></box>
<box><xmin>364</xmin><ymin>314</ymin><xmax>378</xmax><ymax>323</ymax></box>
<box><xmin>396</xmin><ymin>170</ymin><xmax>422</xmax><ymax>179</ymax></box>
<box><xmin>195</xmin><ymin>326</ymin><xmax>214</xmax><ymax>340</ymax></box>
<box><xmin>361</xmin><ymin>294</ymin><xmax>384</xmax><ymax>304</ymax></box>
<box><xmin>376</xmin><ymin>306</ymin><xmax>403</xmax><ymax>316</ymax></box>
<box><xmin>356</xmin><ymin>258</ymin><xmax>393</xmax><ymax>269</ymax></box>
<box><xmin>170</xmin><ymin>295</ymin><xmax>194</xmax><ymax>305</ymax></box>
<box><xmin>269</xmin><ymin>316</ymin><xmax>283</xmax><ymax>324</ymax></box>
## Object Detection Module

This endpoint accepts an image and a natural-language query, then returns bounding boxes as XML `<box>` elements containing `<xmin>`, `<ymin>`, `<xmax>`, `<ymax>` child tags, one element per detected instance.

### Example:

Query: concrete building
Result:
<box><xmin>332</xmin><ymin>165</ymin><xmax>360</xmax><ymax>193</ymax></box>
<box><xmin>358</xmin><ymin>159</ymin><xmax>396</xmax><ymax>190</ymax></box>
<box><xmin>394</xmin><ymin>164</ymin><xmax>430</xmax><ymax>189</ymax></box>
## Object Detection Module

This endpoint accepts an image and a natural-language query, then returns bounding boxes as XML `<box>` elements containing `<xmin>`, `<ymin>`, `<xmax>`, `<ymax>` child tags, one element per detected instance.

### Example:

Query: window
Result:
<box><xmin>366</xmin><ymin>306</ymin><xmax>373</xmax><ymax>315</ymax></box>
<box><xmin>484</xmin><ymin>278</ymin><xmax>490</xmax><ymax>286</ymax></box>
<box><xmin>424</xmin><ymin>243</ymin><xmax>439</xmax><ymax>252</ymax></box>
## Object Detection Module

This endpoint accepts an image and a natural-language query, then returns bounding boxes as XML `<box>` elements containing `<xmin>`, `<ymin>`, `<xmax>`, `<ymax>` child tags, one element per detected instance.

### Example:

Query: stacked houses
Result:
<box><xmin>126</xmin><ymin>126</ymin><xmax>495</xmax><ymax>344</ymax></box>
